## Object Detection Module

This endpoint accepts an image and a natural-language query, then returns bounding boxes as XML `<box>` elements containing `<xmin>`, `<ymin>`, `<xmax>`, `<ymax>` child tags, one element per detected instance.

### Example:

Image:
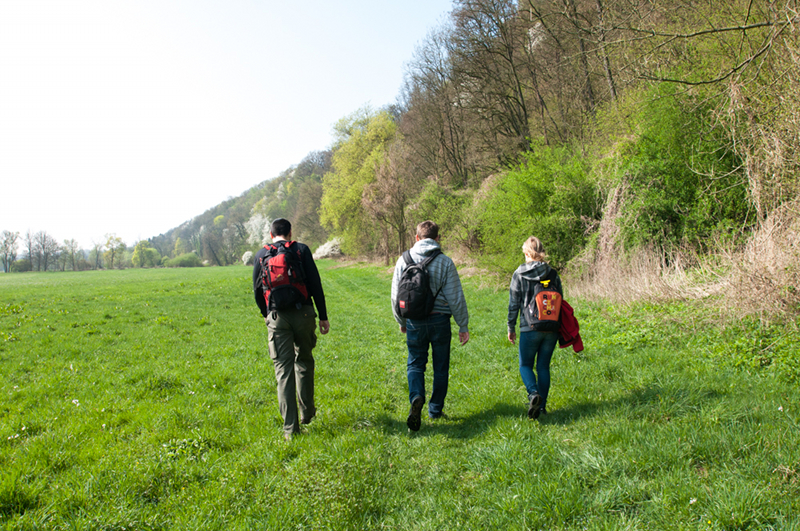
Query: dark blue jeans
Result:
<box><xmin>518</xmin><ymin>330</ymin><xmax>558</xmax><ymax>409</ymax></box>
<box><xmin>406</xmin><ymin>313</ymin><xmax>452</xmax><ymax>418</ymax></box>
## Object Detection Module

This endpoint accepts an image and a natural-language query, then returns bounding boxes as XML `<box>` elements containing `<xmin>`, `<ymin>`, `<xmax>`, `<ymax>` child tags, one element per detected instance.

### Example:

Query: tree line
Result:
<box><xmin>5</xmin><ymin>0</ymin><xmax>799</xmax><ymax>285</ymax></box>
<box><xmin>315</xmin><ymin>0</ymin><xmax>798</xmax><ymax>274</ymax></box>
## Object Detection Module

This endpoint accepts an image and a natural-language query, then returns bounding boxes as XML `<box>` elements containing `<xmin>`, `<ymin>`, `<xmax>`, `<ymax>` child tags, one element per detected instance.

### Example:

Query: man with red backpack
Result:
<box><xmin>253</xmin><ymin>218</ymin><xmax>330</xmax><ymax>441</ymax></box>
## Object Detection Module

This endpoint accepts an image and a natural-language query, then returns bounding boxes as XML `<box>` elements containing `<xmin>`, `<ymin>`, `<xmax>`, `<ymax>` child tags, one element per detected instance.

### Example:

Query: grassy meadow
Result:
<box><xmin>1</xmin><ymin>263</ymin><xmax>799</xmax><ymax>530</ymax></box>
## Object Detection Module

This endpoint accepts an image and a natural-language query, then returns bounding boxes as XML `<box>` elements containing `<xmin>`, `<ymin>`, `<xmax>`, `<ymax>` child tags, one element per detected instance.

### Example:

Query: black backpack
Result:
<box><xmin>395</xmin><ymin>249</ymin><xmax>442</xmax><ymax>320</ymax></box>
<box><xmin>523</xmin><ymin>268</ymin><xmax>562</xmax><ymax>332</ymax></box>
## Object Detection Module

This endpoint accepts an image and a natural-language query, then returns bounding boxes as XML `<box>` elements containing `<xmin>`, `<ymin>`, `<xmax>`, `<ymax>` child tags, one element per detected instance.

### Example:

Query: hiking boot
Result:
<box><xmin>301</xmin><ymin>415</ymin><xmax>314</xmax><ymax>425</ymax></box>
<box><xmin>407</xmin><ymin>395</ymin><xmax>424</xmax><ymax>431</ymax></box>
<box><xmin>429</xmin><ymin>412</ymin><xmax>447</xmax><ymax>420</ymax></box>
<box><xmin>527</xmin><ymin>393</ymin><xmax>541</xmax><ymax>419</ymax></box>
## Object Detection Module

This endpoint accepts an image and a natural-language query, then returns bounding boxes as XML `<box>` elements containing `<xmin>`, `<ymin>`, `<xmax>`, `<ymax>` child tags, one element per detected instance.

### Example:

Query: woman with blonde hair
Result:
<box><xmin>507</xmin><ymin>236</ymin><xmax>563</xmax><ymax>419</ymax></box>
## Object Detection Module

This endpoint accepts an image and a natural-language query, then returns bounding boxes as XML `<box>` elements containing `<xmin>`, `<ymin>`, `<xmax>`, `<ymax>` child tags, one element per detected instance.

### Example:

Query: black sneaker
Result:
<box><xmin>407</xmin><ymin>395</ymin><xmax>424</xmax><ymax>431</ymax></box>
<box><xmin>527</xmin><ymin>393</ymin><xmax>541</xmax><ymax>419</ymax></box>
<box><xmin>534</xmin><ymin>407</ymin><xmax>547</xmax><ymax>420</ymax></box>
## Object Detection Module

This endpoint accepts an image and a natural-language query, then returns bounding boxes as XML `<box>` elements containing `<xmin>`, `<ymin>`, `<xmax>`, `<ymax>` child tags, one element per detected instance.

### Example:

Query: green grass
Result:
<box><xmin>1</xmin><ymin>263</ymin><xmax>799</xmax><ymax>530</ymax></box>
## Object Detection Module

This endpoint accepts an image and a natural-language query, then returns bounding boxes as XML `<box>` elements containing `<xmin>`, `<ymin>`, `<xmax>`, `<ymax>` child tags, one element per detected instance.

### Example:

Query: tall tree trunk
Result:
<box><xmin>566</xmin><ymin>0</ymin><xmax>595</xmax><ymax>112</ymax></box>
<box><xmin>595</xmin><ymin>0</ymin><xmax>617</xmax><ymax>100</ymax></box>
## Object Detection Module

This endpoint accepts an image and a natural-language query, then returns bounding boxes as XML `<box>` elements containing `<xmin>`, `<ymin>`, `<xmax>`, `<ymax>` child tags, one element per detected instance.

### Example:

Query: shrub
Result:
<box><xmin>10</xmin><ymin>259</ymin><xmax>31</xmax><ymax>273</ymax></box>
<box><xmin>478</xmin><ymin>145</ymin><xmax>599</xmax><ymax>272</ymax></box>
<box><xmin>611</xmin><ymin>86</ymin><xmax>748</xmax><ymax>252</ymax></box>
<box><xmin>410</xmin><ymin>180</ymin><xmax>481</xmax><ymax>253</ymax></box>
<box><xmin>164</xmin><ymin>253</ymin><xmax>203</xmax><ymax>268</ymax></box>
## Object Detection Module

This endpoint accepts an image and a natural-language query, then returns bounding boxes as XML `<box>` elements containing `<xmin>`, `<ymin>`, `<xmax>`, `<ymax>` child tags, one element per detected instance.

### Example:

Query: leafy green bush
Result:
<box><xmin>611</xmin><ymin>86</ymin><xmax>748</xmax><ymax>252</ymax></box>
<box><xmin>478</xmin><ymin>144</ymin><xmax>599</xmax><ymax>272</ymax></box>
<box><xmin>410</xmin><ymin>181</ymin><xmax>481</xmax><ymax>252</ymax></box>
<box><xmin>9</xmin><ymin>259</ymin><xmax>31</xmax><ymax>272</ymax></box>
<box><xmin>164</xmin><ymin>252</ymin><xmax>203</xmax><ymax>268</ymax></box>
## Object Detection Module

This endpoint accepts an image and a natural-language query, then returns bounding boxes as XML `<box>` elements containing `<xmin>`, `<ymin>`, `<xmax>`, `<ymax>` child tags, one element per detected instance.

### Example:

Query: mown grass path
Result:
<box><xmin>1</xmin><ymin>263</ymin><xmax>798</xmax><ymax>530</ymax></box>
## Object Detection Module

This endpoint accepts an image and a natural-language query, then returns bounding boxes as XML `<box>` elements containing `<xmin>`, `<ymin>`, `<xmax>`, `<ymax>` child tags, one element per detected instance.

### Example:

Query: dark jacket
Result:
<box><xmin>252</xmin><ymin>240</ymin><xmax>328</xmax><ymax>320</ymax></box>
<box><xmin>507</xmin><ymin>261</ymin><xmax>563</xmax><ymax>333</ymax></box>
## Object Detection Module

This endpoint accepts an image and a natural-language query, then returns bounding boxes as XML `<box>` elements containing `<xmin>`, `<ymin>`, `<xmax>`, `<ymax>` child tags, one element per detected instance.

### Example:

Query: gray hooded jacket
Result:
<box><xmin>391</xmin><ymin>238</ymin><xmax>469</xmax><ymax>333</ymax></box>
<box><xmin>508</xmin><ymin>261</ymin><xmax>562</xmax><ymax>333</ymax></box>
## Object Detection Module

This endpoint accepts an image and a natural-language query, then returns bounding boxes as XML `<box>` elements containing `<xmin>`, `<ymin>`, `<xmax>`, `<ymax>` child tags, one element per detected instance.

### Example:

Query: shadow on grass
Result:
<box><xmin>373</xmin><ymin>383</ymin><xmax>728</xmax><ymax>436</ymax></box>
<box><xmin>375</xmin><ymin>401</ymin><xmax>523</xmax><ymax>439</ymax></box>
<box><xmin>538</xmin><ymin>384</ymin><xmax>726</xmax><ymax>427</ymax></box>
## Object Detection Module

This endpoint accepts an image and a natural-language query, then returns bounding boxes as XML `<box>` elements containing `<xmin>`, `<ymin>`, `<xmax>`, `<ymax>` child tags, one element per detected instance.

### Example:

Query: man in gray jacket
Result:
<box><xmin>391</xmin><ymin>220</ymin><xmax>469</xmax><ymax>431</ymax></box>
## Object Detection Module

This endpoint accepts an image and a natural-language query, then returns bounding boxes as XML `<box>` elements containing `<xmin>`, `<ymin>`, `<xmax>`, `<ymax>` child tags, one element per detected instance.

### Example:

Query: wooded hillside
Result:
<box><xmin>98</xmin><ymin>0</ymin><xmax>800</xmax><ymax>314</ymax></box>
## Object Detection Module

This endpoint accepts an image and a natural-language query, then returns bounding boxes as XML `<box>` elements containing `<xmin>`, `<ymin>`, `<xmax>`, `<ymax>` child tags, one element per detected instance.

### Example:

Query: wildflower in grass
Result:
<box><xmin>72</xmin><ymin>399</ymin><xmax>80</xmax><ymax>406</ymax></box>
<box><xmin>690</xmin><ymin>498</ymin><xmax>697</xmax><ymax>504</ymax></box>
<box><xmin>779</xmin><ymin>406</ymin><xmax>784</xmax><ymax>412</ymax></box>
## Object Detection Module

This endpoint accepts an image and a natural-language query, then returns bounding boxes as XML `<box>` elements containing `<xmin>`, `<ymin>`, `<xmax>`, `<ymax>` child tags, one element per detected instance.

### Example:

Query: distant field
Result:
<box><xmin>1</xmin><ymin>264</ymin><xmax>798</xmax><ymax>530</ymax></box>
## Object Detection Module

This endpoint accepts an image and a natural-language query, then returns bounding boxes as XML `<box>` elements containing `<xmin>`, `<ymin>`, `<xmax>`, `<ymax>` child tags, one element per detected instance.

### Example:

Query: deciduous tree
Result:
<box><xmin>362</xmin><ymin>139</ymin><xmax>423</xmax><ymax>262</ymax></box>
<box><xmin>320</xmin><ymin>108</ymin><xmax>398</xmax><ymax>255</ymax></box>
<box><xmin>1</xmin><ymin>230</ymin><xmax>19</xmax><ymax>273</ymax></box>
<box><xmin>34</xmin><ymin>231</ymin><xmax>59</xmax><ymax>271</ymax></box>
<box><xmin>63</xmin><ymin>239</ymin><xmax>80</xmax><ymax>271</ymax></box>
<box><xmin>104</xmin><ymin>234</ymin><xmax>126</xmax><ymax>269</ymax></box>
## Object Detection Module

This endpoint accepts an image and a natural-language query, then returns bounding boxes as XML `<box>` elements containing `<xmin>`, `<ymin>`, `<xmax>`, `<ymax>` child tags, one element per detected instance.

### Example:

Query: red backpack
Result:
<box><xmin>260</xmin><ymin>241</ymin><xmax>308</xmax><ymax>311</ymax></box>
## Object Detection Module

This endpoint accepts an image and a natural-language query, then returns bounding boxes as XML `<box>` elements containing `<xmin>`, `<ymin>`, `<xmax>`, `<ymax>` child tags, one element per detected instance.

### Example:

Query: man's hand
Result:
<box><xmin>400</xmin><ymin>325</ymin><xmax>407</xmax><ymax>334</ymax></box>
<box><xmin>459</xmin><ymin>331</ymin><xmax>470</xmax><ymax>346</ymax></box>
<box><xmin>508</xmin><ymin>331</ymin><xmax>516</xmax><ymax>345</ymax></box>
<box><xmin>319</xmin><ymin>320</ymin><xmax>330</xmax><ymax>335</ymax></box>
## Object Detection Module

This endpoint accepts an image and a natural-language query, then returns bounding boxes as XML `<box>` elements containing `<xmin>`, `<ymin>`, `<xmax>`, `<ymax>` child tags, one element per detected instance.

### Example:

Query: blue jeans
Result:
<box><xmin>518</xmin><ymin>330</ymin><xmax>558</xmax><ymax>409</ymax></box>
<box><xmin>406</xmin><ymin>313</ymin><xmax>452</xmax><ymax>417</ymax></box>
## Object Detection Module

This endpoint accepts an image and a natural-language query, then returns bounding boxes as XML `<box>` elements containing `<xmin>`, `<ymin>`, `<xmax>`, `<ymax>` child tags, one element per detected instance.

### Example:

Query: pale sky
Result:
<box><xmin>0</xmin><ymin>0</ymin><xmax>452</xmax><ymax>248</ymax></box>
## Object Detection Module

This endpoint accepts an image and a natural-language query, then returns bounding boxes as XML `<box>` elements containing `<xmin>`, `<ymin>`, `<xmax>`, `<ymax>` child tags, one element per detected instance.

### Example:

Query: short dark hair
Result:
<box><xmin>271</xmin><ymin>218</ymin><xmax>292</xmax><ymax>238</ymax></box>
<box><xmin>416</xmin><ymin>220</ymin><xmax>439</xmax><ymax>240</ymax></box>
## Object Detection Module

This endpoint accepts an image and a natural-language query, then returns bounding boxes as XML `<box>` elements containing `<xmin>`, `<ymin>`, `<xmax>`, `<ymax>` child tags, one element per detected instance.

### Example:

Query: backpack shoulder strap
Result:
<box><xmin>402</xmin><ymin>250</ymin><xmax>414</xmax><ymax>266</ymax></box>
<box><xmin>421</xmin><ymin>250</ymin><xmax>444</xmax><ymax>298</ymax></box>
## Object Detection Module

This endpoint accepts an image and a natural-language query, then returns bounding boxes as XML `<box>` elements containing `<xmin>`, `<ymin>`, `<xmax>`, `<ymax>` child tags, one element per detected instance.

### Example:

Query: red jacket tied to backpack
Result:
<box><xmin>558</xmin><ymin>300</ymin><xmax>583</xmax><ymax>352</ymax></box>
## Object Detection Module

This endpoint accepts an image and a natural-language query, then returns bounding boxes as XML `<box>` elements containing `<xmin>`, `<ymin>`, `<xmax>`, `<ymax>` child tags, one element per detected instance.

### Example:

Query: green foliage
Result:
<box><xmin>410</xmin><ymin>181</ymin><xmax>481</xmax><ymax>251</ymax></box>
<box><xmin>479</xmin><ymin>145</ymin><xmax>599</xmax><ymax>272</ymax></box>
<box><xmin>131</xmin><ymin>241</ymin><xmax>162</xmax><ymax>268</ymax></box>
<box><xmin>320</xmin><ymin>108</ymin><xmax>398</xmax><ymax>255</ymax></box>
<box><xmin>702</xmin><ymin>317</ymin><xmax>800</xmax><ymax>382</ymax></box>
<box><xmin>9</xmin><ymin>259</ymin><xmax>31</xmax><ymax>273</ymax></box>
<box><xmin>606</xmin><ymin>87</ymin><xmax>749</xmax><ymax>252</ymax></box>
<box><xmin>164</xmin><ymin>252</ymin><xmax>203</xmax><ymax>268</ymax></box>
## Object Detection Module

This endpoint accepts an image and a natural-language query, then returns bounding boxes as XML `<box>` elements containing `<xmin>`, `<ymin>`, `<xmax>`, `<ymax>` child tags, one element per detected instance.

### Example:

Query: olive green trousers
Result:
<box><xmin>266</xmin><ymin>305</ymin><xmax>317</xmax><ymax>435</ymax></box>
